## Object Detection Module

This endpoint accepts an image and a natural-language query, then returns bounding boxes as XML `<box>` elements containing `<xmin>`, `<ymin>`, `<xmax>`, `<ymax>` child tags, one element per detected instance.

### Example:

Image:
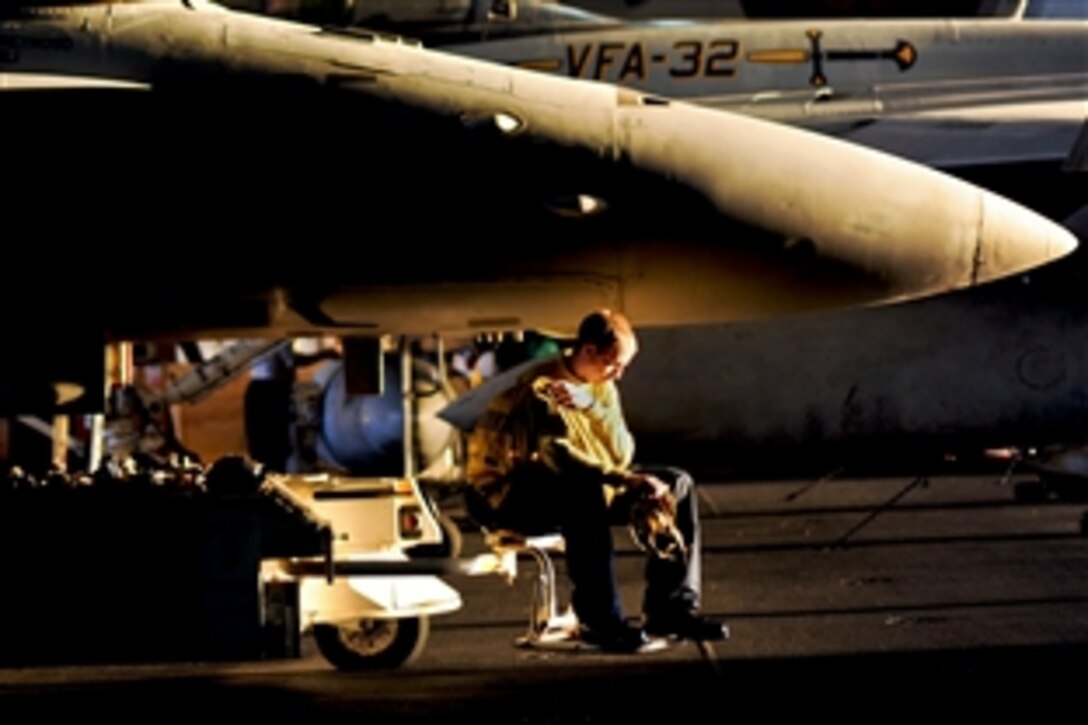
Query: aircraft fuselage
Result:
<box><xmin>445</xmin><ymin>18</ymin><xmax>1087</xmax><ymax>140</ymax></box>
<box><xmin>1</xmin><ymin>2</ymin><xmax>1074</xmax><ymax>341</ymax></box>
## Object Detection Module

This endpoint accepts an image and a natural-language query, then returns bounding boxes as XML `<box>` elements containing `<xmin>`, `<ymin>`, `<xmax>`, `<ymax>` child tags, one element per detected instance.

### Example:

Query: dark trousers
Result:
<box><xmin>466</xmin><ymin>466</ymin><xmax>703</xmax><ymax>630</ymax></box>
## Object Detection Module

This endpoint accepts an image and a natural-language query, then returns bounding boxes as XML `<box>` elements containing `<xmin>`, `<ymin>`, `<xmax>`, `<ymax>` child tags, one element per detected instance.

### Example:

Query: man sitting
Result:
<box><xmin>464</xmin><ymin>309</ymin><xmax>729</xmax><ymax>653</ymax></box>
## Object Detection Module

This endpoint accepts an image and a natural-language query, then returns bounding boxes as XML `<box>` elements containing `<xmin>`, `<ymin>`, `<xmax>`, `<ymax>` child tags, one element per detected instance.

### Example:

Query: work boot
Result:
<box><xmin>644</xmin><ymin>611</ymin><xmax>730</xmax><ymax>642</ymax></box>
<box><xmin>578</xmin><ymin>619</ymin><xmax>653</xmax><ymax>653</ymax></box>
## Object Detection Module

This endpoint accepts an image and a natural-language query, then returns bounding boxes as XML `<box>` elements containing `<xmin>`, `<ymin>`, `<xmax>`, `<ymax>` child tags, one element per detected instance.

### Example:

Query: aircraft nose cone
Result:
<box><xmin>974</xmin><ymin>194</ymin><xmax>1079</xmax><ymax>284</ymax></box>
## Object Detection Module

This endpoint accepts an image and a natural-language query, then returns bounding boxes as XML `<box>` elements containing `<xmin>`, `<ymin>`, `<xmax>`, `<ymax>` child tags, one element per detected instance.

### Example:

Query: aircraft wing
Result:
<box><xmin>0</xmin><ymin>1</ymin><xmax>1076</xmax><ymax>414</ymax></box>
<box><xmin>698</xmin><ymin>69</ymin><xmax>1088</xmax><ymax>169</ymax></box>
<box><xmin>828</xmin><ymin>99</ymin><xmax>1087</xmax><ymax>169</ymax></box>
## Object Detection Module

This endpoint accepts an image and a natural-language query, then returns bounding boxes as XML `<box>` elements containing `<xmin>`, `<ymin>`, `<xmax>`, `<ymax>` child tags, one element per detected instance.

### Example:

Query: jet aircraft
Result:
<box><xmin>221</xmin><ymin>2</ymin><xmax>1087</xmax><ymax>221</ymax></box>
<box><xmin>0</xmin><ymin>0</ymin><xmax>1075</xmax><ymax>417</ymax></box>
<box><xmin>367</xmin><ymin>3</ymin><xmax>1086</xmax><ymax>484</ymax></box>
<box><xmin>223</xmin><ymin>1</ymin><xmax>1088</xmax><ymax>227</ymax></box>
<box><xmin>236</xmin><ymin>0</ymin><xmax>1035</xmax><ymax>34</ymax></box>
<box><xmin>428</xmin><ymin>210</ymin><xmax>1088</xmax><ymax>486</ymax></box>
<box><xmin>618</xmin><ymin>211</ymin><xmax>1088</xmax><ymax>477</ymax></box>
<box><xmin>417</xmin><ymin>4</ymin><xmax>1087</xmax><ymax>180</ymax></box>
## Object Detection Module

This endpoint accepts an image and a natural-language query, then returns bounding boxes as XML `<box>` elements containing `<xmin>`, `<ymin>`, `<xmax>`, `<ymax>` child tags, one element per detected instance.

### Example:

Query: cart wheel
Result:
<box><xmin>313</xmin><ymin>616</ymin><xmax>429</xmax><ymax>670</ymax></box>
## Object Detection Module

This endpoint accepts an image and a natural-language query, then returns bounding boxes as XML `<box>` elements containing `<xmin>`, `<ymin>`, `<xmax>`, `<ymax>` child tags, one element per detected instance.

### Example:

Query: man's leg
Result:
<box><xmin>479</xmin><ymin>472</ymin><xmax>647</xmax><ymax>650</ymax></box>
<box><xmin>557</xmin><ymin>478</ymin><xmax>654</xmax><ymax>651</ymax></box>
<box><xmin>473</xmin><ymin>473</ymin><xmax>624</xmax><ymax>628</ymax></box>
<box><xmin>634</xmin><ymin>466</ymin><xmax>728</xmax><ymax>641</ymax></box>
<box><xmin>636</xmin><ymin>466</ymin><xmax>701</xmax><ymax>617</ymax></box>
<box><xmin>557</xmin><ymin>478</ymin><xmax>625</xmax><ymax>629</ymax></box>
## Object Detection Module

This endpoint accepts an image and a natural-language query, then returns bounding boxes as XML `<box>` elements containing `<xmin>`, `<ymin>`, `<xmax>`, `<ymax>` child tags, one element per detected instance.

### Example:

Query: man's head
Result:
<box><xmin>571</xmin><ymin>309</ymin><xmax>638</xmax><ymax>383</ymax></box>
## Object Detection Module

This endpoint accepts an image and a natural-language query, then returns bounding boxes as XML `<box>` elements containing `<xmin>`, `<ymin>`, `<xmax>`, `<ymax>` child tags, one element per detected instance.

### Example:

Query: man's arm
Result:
<box><xmin>531</xmin><ymin>377</ymin><xmax>637</xmax><ymax>482</ymax></box>
<box><xmin>585</xmin><ymin>382</ymin><xmax>635</xmax><ymax>469</ymax></box>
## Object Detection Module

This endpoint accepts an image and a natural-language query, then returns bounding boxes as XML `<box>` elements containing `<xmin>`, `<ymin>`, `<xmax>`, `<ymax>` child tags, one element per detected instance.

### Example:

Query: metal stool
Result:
<box><xmin>471</xmin><ymin>529</ymin><xmax>580</xmax><ymax>648</ymax></box>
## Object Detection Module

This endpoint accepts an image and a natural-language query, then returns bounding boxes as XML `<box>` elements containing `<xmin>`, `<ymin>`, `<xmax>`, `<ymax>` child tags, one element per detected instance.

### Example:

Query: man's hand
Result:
<box><xmin>625</xmin><ymin>472</ymin><xmax>670</xmax><ymax>500</ymax></box>
<box><xmin>546</xmin><ymin>380</ymin><xmax>595</xmax><ymax>411</ymax></box>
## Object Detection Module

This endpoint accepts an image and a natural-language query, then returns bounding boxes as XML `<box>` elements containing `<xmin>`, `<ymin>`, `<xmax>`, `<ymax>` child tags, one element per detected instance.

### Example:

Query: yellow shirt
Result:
<box><xmin>466</xmin><ymin>354</ymin><xmax>634</xmax><ymax>507</ymax></box>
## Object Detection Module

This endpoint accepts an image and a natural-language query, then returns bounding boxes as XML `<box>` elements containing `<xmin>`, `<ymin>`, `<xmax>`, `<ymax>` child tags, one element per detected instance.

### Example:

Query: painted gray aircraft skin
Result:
<box><xmin>393</xmin><ymin>4</ymin><xmax>1087</xmax><ymax>468</ymax></box>
<box><xmin>220</xmin><ymin>2</ymin><xmax>1086</xmax><ymax>204</ymax></box>
<box><xmin>225</xmin><ymin>1</ymin><xmax>1038</xmax><ymax>46</ymax></box>
<box><xmin>573</xmin><ymin>0</ymin><xmax>1035</xmax><ymax>19</ymax></box>
<box><xmin>439</xmin><ymin>12</ymin><xmax>1088</xmax><ymax>169</ymax></box>
<box><xmin>1</xmin><ymin>1</ymin><xmax>1075</xmax><ymax>413</ymax></box>
<box><xmin>348</xmin><ymin>2</ymin><xmax>1084</xmax><ymax>467</ymax></box>
<box><xmin>0</xmin><ymin>2</ymin><xmax>1072</xmax><ymax>333</ymax></box>
<box><xmin>621</xmin><ymin>213</ymin><xmax>1088</xmax><ymax>474</ymax></box>
<box><xmin>437</xmin><ymin>210</ymin><xmax>1088</xmax><ymax>475</ymax></box>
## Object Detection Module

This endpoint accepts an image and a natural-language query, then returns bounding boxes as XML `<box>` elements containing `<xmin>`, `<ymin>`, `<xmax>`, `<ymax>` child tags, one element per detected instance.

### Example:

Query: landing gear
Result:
<box><xmin>313</xmin><ymin>616</ymin><xmax>430</xmax><ymax>670</ymax></box>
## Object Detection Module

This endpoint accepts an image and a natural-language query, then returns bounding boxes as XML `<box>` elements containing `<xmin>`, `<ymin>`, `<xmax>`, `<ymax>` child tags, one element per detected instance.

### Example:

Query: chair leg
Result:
<box><xmin>526</xmin><ymin>545</ymin><xmax>558</xmax><ymax>635</ymax></box>
<box><xmin>515</xmin><ymin>544</ymin><xmax>580</xmax><ymax>648</ymax></box>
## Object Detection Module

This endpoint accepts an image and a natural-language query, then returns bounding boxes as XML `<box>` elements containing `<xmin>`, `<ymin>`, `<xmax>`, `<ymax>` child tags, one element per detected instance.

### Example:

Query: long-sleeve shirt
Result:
<box><xmin>466</xmin><ymin>354</ymin><xmax>634</xmax><ymax>507</ymax></box>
